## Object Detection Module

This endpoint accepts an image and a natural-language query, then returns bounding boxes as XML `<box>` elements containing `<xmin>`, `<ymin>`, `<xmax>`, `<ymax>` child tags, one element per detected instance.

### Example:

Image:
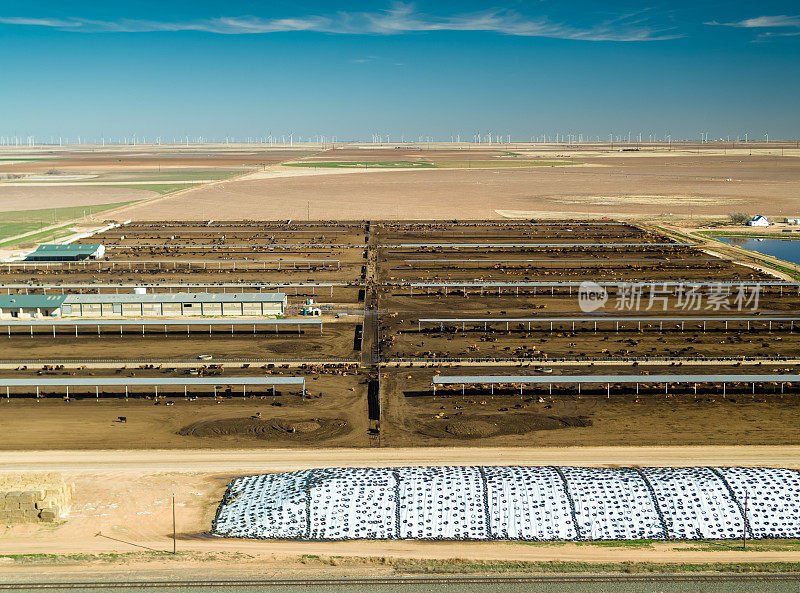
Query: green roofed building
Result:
<box><xmin>0</xmin><ymin>295</ymin><xmax>68</xmax><ymax>318</ymax></box>
<box><xmin>25</xmin><ymin>244</ymin><xmax>105</xmax><ymax>261</ymax></box>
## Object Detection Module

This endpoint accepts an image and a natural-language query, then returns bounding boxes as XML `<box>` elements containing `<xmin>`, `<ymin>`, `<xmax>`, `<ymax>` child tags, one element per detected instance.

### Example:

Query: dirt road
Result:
<box><xmin>3</xmin><ymin>446</ymin><xmax>799</xmax><ymax>472</ymax></box>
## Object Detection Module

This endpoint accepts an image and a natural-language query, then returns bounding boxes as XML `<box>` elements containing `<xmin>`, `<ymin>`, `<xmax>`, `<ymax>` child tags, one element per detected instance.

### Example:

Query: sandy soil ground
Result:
<box><xmin>112</xmin><ymin>154</ymin><xmax>800</xmax><ymax>221</ymax></box>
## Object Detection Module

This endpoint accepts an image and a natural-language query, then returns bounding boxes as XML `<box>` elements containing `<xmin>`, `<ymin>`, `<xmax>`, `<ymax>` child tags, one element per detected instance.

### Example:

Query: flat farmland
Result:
<box><xmin>114</xmin><ymin>151</ymin><xmax>800</xmax><ymax>221</ymax></box>
<box><xmin>0</xmin><ymin>148</ymin><xmax>315</xmax><ymax>173</ymax></box>
<box><xmin>0</xmin><ymin>186</ymin><xmax>154</xmax><ymax>211</ymax></box>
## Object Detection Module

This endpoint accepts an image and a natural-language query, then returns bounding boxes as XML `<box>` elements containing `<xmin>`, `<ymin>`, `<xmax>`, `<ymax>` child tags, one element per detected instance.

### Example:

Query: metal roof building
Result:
<box><xmin>25</xmin><ymin>244</ymin><xmax>105</xmax><ymax>261</ymax></box>
<box><xmin>0</xmin><ymin>292</ymin><xmax>286</xmax><ymax>319</ymax></box>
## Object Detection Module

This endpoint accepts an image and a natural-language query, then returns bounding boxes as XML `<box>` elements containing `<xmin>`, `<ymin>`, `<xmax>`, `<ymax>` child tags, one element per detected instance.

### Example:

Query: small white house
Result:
<box><xmin>747</xmin><ymin>215</ymin><xmax>770</xmax><ymax>227</ymax></box>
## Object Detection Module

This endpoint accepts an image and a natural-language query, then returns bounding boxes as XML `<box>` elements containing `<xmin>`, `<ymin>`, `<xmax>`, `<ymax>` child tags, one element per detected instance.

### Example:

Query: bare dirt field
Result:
<box><xmin>0</xmin><ymin>148</ymin><xmax>313</xmax><ymax>173</ymax></box>
<box><xmin>0</xmin><ymin>186</ymin><xmax>154</xmax><ymax>211</ymax></box>
<box><xmin>113</xmin><ymin>153</ymin><xmax>800</xmax><ymax>221</ymax></box>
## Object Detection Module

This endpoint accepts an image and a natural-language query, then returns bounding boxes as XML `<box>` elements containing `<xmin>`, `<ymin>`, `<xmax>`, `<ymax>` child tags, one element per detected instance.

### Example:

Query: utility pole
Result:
<box><xmin>742</xmin><ymin>490</ymin><xmax>748</xmax><ymax>551</ymax></box>
<box><xmin>172</xmin><ymin>494</ymin><xmax>177</xmax><ymax>554</ymax></box>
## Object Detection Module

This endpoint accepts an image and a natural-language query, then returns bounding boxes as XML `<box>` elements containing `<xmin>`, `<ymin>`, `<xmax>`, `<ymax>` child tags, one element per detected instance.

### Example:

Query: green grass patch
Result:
<box><xmin>85</xmin><ymin>169</ymin><xmax>248</xmax><ymax>183</ymax></box>
<box><xmin>297</xmin><ymin>555</ymin><xmax>800</xmax><ymax>574</ymax></box>
<box><xmin>89</xmin><ymin>184</ymin><xmax>194</xmax><ymax>195</ymax></box>
<box><xmin>0</xmin><ymin>201</ymin><xmax>137</xmax><ymax>224</ymax></box>
<box><xmin>284</xmin><ymin>161</ymin><xmax>436</xmax><ymax>169</ymax></box>
<box><xmin>0</xmin><ymin>222</ymin><xmax>48</xmax><ymax>238</ymax></box>
<box><xmin>431</xmin><ymin>160</ymin><xmax>579</xmax><ymax>168</ymax></box>
<box><xmin>0</xmin><ymin>158</ymin><xmax>56</xmax><ymax>162</ymax></box>
<box><xmin>0</xmin><ymin>223</ymin><xmax>75</xmax><ymax>248</ymax></box>
<box><xmin>685</xmin><ymin>539</ymin><xmax>800</xmax><ymax>552</ymax></box>
<box><xmin>0</xmin><ymin>200</ymin><xmax>139</xmax><ymax>246</ymax></box>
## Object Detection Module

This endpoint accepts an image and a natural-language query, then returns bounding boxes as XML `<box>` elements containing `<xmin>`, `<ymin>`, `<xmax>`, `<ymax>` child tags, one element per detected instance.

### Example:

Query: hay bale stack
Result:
<box><xmin>0</xmin><ymin>473</ymin><xmax>73</xmax><ymax>524</ymax></box>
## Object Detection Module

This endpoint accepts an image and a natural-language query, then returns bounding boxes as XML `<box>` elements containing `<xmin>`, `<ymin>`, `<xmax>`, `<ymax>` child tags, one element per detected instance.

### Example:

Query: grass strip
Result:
<box><xmin>88</xmin><ymin>184</ymin><xmax>195</xmax><ymax>195</ymax></box>
<box><xmin>696</xmin><ymin>230</ymin><xmax>800</xmax><ymax>241</ymax></box>
<box><xmin>394</xmin><ymin>559</ymin><xmax>800</xmax><ymax>574</ymax></box>
<box><xmin>0</xmin><ymin>201</ymin><xmax>137</xmax><ymax>224</ymax></box>
<box><xmin>0</xmin><ymin>224</ymin><xmax>76</xmax><ymax>248</ymax></box>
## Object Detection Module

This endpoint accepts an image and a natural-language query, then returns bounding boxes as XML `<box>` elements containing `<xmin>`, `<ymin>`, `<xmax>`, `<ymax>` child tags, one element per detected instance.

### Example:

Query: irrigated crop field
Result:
<box><xmin>1</xmin><ymin>219</ymin><xmax>798</xmax><ymax>451</ymax></box>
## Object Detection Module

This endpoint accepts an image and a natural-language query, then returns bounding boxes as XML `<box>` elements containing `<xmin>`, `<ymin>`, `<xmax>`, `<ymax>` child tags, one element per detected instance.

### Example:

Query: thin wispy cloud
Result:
<box><xmin>0</xmin><ymin>3</ymin><xmax>680</xmax><ymax>41</ymax></box>
<box><xmin>706</xmin><ymin>14</ymin><xmax>800</xmax><ymax>40</ymax></box>
<box><xmin>0</xmin><ymin>16</ymin><xmax>82</xmax><ymax>28</ymax></box>
<box><xmin>707</xmin><ymin>15</ymin><xmax>800</xmax><ymax>28</ymax></box>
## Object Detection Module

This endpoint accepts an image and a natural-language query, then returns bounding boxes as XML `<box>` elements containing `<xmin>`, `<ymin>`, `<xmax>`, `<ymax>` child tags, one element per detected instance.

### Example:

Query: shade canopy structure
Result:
<box><xmin>4</xmin><ymin>259</ymin><xmax>341</xmax><ymax>270</ymax></box>
<box><xmin>432</xmin><ymin>374</ymin><xmax>800</xmax><ymax>385</ymax></box>
<box><xmin>0</xmin><ymin>376</ymin><xmax>306</xmax><ymax>398</ymax></box>
<box><xmin>104</xmin><ymin>243</ymin><xmax>354</xmax><ymax>249</ymax></box>
<box><xmin>114</xmin><ymin>229</ymin><xmax>349</xmax><ymax>234</ymax></box>
<box><xmin>1</xmin><ymin>319</ymin><xmax>325</xmax><ymax>327</ymax></box>
<box><xmin>409</xmin><ymin>281</ymin><xmax>798</xmax><ymax>288</ymax></box>
<box><xmin>416</xmin><ymin>316</ymin><xmax>799</xmax><ymax>332</ymax></box>
<box><xmin>0</xmin><ymin>283</ymin><xmax>341</xmax><ymax>298</ymax></box>
<box><xmin>407</xmin><ymin>280</ymin><xmax>800</xmax><ymax>296</ymax></box>
<box><xmin>1</xmin><ymin>317</ymin><xmax>325</xmax><ymax>337</ymax></box>
<box><xmin>382</xmin><ymin>243</ymin><xmax>693</xmax><ymax>249</ymax></box>
<box><xmin>418</xmin><ymin>316</ymin><xmax>800</xmax><ymax>323</ymax></box>
<box><xmin>402</xmin><ymin>258</ymin><xmax>728</xmax><ymax>263</ymax></box>
<box><xmin>430</xmin><ymin>374</ymin><xmax>800</xmax><ymax>396</ymax></box>
<box><xmin>0</xmin><ymin>282</ymin><xmax>342</xmax><ymax>289</ymax></box>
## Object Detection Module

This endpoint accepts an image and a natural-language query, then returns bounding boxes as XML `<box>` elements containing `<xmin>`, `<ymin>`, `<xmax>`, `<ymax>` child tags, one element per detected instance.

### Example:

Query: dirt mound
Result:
<box><xmin>422</xmin><ymin>413</ymin><xmax>591</xmax><ymax>440</ymax></box>
<box><xmin>280</xmin><ymin>420</ymin><xmax>321</xmax><ymax>433</ymax></box>
<box><xmin>445</xmin><ymin>420</ymin><xmax>499</xmax><ymax>437</ymax></box>
<box><xmin>177</xmin><ymin>417</ymin><xmax>349</xmax><ymax>442</ymax></box>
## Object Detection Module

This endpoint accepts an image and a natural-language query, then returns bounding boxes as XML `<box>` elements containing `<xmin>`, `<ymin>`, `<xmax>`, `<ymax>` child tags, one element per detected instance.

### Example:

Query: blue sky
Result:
<box><xmin>1</xmin><ymin>1</ymin><xmax>799</xmax><ymax>142</ymax></box>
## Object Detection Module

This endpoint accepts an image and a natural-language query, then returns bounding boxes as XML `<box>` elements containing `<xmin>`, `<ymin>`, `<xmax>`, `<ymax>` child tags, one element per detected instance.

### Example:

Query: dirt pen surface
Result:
<box><xmin>380</xmin><ymin>364</ymin><xmax>800</xmax><ymax>448</ymax></box>
<box><xmin>0</xmin><ymin>366</ymin><xmax>368</xmax><ymax>450</ymax></box>
<box><xmin>2</xmin><ymin>219</ymin><xmax>799</xmax><ymax>452</ymax></box>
